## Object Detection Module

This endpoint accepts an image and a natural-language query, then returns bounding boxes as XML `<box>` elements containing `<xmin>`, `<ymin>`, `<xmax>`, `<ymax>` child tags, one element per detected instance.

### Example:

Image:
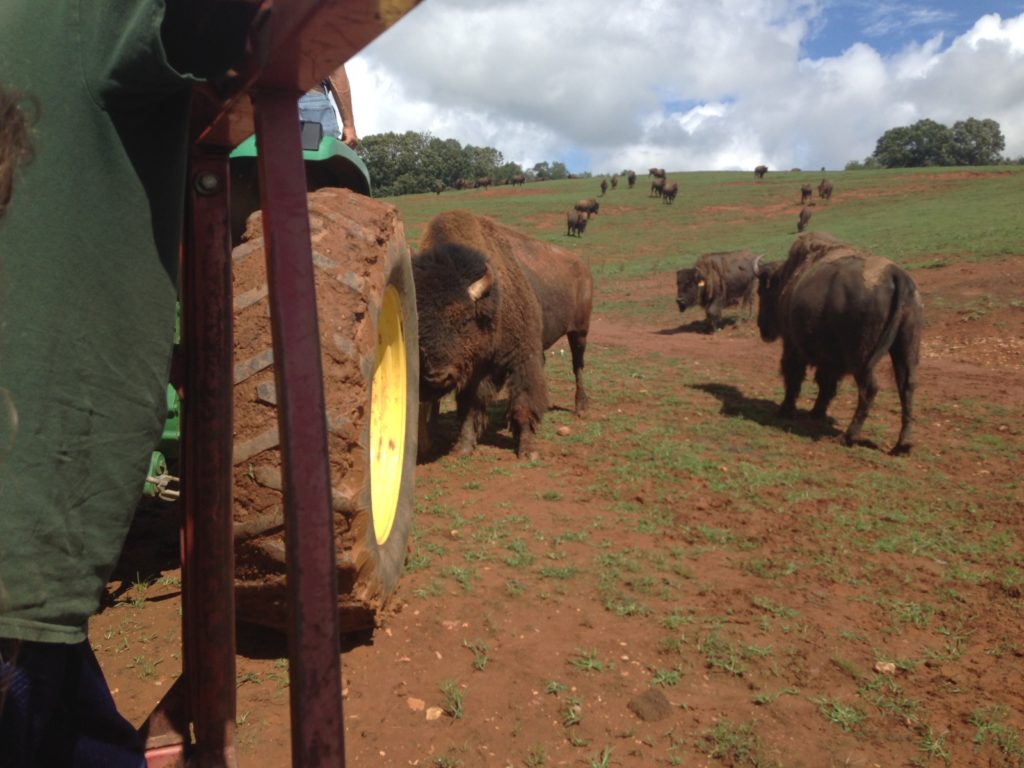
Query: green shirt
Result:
<box><xmin>0</xmin><ymin>1</ymin><xmax>196</xmax><ymax>642</ymax></box>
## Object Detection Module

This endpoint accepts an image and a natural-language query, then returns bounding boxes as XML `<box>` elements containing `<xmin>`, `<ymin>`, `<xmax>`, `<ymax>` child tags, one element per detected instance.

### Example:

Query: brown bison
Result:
<box><xmin>432</xmin><ymin>181</ymin><xmax>444</xmax><ymax>195</ymax></box>
<box><xmin>414</xmin><ymin>210</ymin><xmax>593</xmax><ymax>459</ymax></box>
<box><xmin>454</xmin><ymin>178</ymin><xmax>469</xmax><ymax>190</ymax></box>
<box><xmin>510</xmin><ymin>174</ymin><xmax>526</xmax><ymax>187</ymax></box>
<box><xmin>754</xmin><ymin>165</ymin><xmax>768</xmax><ymax>179</ymax></box>
<box><xmin>661</xmin><ymin>180</ymin><xmax>679</xmax><ymax>204</ymax></box>
<box><xmin>800</xmin><ymin>184</ymin><xmax>813</xmax><ymax>204</ymax></box>
<box><xmin>474</xmin><ymin>176</ymin><xmax>492</xmax><ymax>190</ymax></box>
<box><xmin>797</xmin><ymin>206</ymin><xmax>812</xmax><ymax>232</ymax></box>
<box><xmin>574</xmin><ymin>198</ymin><xmax>600</xmax><ymax>218</ymax></box>
<box><xmin>627</xmin><ymin>170</ymin><xmax>637</xmax><ymax>188</ymax></box>
<box><xmin>649</xmin><ymin>167</ymin><xmax>666</xmax><ymax>178</ymax></box>
<box><xmin>818</xmin><ymin>178</ymin><xmax>833</xmax><ymax>201</ymax></box>
<box><xmin>610</xmin><ymin>175</ymin><xmax>618</xmax><ymax>190</ymax></box>
<box><xmin>756</xmin><ymin>232</ymin><xmax>922</xmax><ymax>454</ymax></box>
<box><xmin>676</xmin><ymin>250</ymin><xmax>762</xmax><ymax>331</ymax></box>
<box><xmin>600</xmin><ymin>178</ymin><xmax>608</xmax><ymax>196</ymax></box>
<box><xmin>566</xmin><ymin>209</ymin><xmax>588</xmax><ymax>237</ymax></box>
<box><xmin>650</xmin><ymin>177</ymin><xmax>665</xmax><ymax>198</ymax></box>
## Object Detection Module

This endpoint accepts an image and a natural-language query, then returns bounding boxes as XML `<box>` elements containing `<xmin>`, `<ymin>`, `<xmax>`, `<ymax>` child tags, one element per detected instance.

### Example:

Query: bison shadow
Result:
<box><xmin>691</xmin><ymin>382</ymin><xmax>844</xmax><ymax>442</ymax></box>
<box><xmin>416</xmin><ymin>402</ymin><xmax>516</xmax><ymax>465</ymax></box>
<box><xmin>657</xmin><ymin>317</ymin><xmax>744</xmax><ymax>336</ymax></box>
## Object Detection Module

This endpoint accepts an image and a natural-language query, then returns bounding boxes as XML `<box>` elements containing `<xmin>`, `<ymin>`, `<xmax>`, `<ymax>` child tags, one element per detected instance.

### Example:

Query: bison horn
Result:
<box><xmin>752</xmin><ymin>254</ymin><xmax>763</xmax><ymax>275</ymax></box>
<box><xmin>467</xmin><ymin>267</ymin><xmax>493</xmax><ymax>302</ymax></box>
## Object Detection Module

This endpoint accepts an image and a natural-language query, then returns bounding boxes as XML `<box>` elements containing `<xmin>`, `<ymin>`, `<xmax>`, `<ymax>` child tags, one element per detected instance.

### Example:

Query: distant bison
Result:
<box><xmin>432</xmin><ymin>181</ymin><xmax>444</xmax><ymax>195</ymax></box>
<box><xmin>627</xmin><ymin>170</ymin><xmax>637</xmax><ymax>188</ymax></box>
<box><xmin>566</xmin><ymin>209</ymin><xmax>588</xmax><ymax>237</ymax></box>
<box><xmin>474</xmin><ymin>176</ymin><xmax>492</xmax><ymax>189</ymax></box>
<box><xmin>661</xmin><ymin>181</ymin><xmax>679</xmax><ymax>204</ymax></box>
<box><xmin>676</xmin><ymin>250</ymin><xmax>762</xmax><ymax>332</ymax></box>
<box><xmin>800</xmin><ymin>184</ymin><xmax>813</xmax><ymax>204</ymax></box>
<box><xmin>600</xmin><ymin>178</ymin><xmax>608</xmax><ymax>196</ymax></box>
<box><xmin>574</xmin><ymin>198</ymin><xmax>600</xmax><ymax>217</ymax></box>
<box><xmin>818</xmin><ymin>179</ymin><xmax>833</xmax><ymax>201</ymax></box>
<box><xmin>756</xmin><ymin>232</ymin><xmax>922</xmax><ymax>454</ymax></box>
<box><xmin>649</xmin><ymin>167</ymin><xmax>666</xmax><ymax>178</ymax></box>
<box><xmin>415</xmin><ymin>210</ymin><xmax>593</xmax><ymax>459</ymax></box>
<box><xmin>454</xmin><ymin>178</ymin><xmax>469</xmax><ymax>190</ymax></box>
<box><xmin>797</xmin><ymin>206</ymin><xmax>812</xmax><ymax>232</ymax></box>
<box><xmin>754</xmin><ymin>165</ymin><xmax>768</xmax><ymax>179</ymax></box>
<box><xmin>650</xmin><ymin>177</ymin><xmax>665</xmax><ymax>198</ymax></box>
<box><xmin>511</xmin><ymin>174</ymin><xmax>526</xmax><ymax>187</ymax></box>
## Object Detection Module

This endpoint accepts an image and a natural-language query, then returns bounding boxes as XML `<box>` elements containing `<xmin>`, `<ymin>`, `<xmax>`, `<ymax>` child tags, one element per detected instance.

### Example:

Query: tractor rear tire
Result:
<box><xmin>230</xmin><ymin>188</ymin><xmax>417</xmax><ymax>634</ymax></box>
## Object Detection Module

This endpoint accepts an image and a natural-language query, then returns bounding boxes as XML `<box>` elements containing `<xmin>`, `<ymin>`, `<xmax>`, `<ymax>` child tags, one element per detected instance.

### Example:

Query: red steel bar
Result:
<box><xmin>251</xmin><ymin>88</ymin><xmax>345</xmax><ymax>767</ymax></box>
<box><xmin>180</xmin><ymin>150</ymin><xmax>239</xmax><ymax>768</ymax></box>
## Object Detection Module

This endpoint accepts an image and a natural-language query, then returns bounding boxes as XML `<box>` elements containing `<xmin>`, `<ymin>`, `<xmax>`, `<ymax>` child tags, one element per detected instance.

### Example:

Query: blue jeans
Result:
<box><xmin>0</xmin><ymin>640</ymin><xmax>145</xmax><ymax>768</ymax></box>
<box><xmin>298</xmin><ymin>89</ymin><xmax>341</xmax><ymax>138</ymax></box>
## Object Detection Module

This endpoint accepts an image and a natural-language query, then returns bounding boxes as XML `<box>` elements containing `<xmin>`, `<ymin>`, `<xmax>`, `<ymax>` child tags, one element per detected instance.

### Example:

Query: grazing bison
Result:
<box><xmin>800</xmin><ymin>184</ymin><xmax>813</xmax><ymax>204</ymax></box>
<box><xmin>756</xmin><ymin>232</ymin><xmax>922</xmax><ymax>454</ymax></box>
<box><xmin>627</xmin><ymin>170</ymin><xmax>637</xmax><ymax>188</ymax></box>
<box><xmin>566</xmin><ymin>209</ymin><xmax>588</xmax><ymax>237</ymax></box>
<box><xmin>754</xmin><ymin>165</ymin><xmax>768</xmax><ymax>179</ymax></box>
<box><xmin>818</xmin><ymin>178</ymin><xmax>833</xmax><ymax>201</ymax></box>
<box><xmin>415</xmin><ymin>210</ymin><xmax>593</xmax><ymax>459</ymax></box>
<box><xmin>610</xmin><ymin>175</ymin><xmax>618</xmax><ymax>190</ymax></box>
<box><xmin>649</xmin><ymin>167</ymin><xmax>666</xmax><ymax>178</ymax></box>
<box><xmin>510</xmin><ymin>174</ymin><xmax>526</xmax><ymax>187</ymax></box>
<box><xmin>574</xmin><ymin>198</ymin><xmax>600</xmax><ymax>218</ymax></box>
<box><xmin>650</xmin><ymin>177</ymin><xmax>665</xmax><ymax>198</ymax></box>
<box><xmin>600</xmin><ymin>178</ymin><xmax>608</xmax><ymax>196</ymax></box>
<box><xmin>675</xmin><ymin>250</ymin><xmax>762</xmax><ymax>332</ymax></box>
<box><xmin>797</xmin><ymin>206</ymin><xmax>812</xmax><ymax>232</ymax></box>
<box><xmin>474</xmin><ymin>176</ymin><xmax>492</xmax><ymax>190</ymax></box>
<box><xmin>454</xmin><ymin>178</ymin><xmax>469</xmax><ymax>190</ymax></box>
<box><xmin>661</xmin><ymin>181</ymin><xmax>679</xmax><ymax>204</ymax></box>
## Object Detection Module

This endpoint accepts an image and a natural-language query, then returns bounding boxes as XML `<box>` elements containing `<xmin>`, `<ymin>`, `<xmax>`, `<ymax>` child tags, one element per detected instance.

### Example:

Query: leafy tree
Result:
<box><xmin>950</xmin><ymin>118</ymin><xmax>1005</xmax><ymax>165</ymax></box>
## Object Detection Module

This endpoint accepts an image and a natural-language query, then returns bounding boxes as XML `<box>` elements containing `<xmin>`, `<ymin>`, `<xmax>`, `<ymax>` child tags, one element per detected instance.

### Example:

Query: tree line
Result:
<box><xmin>354</xmin><ymin>130</ymin><xmax>587</xmax><ymax>197</ymax></box>
<box><xmin>846</xmin><ymin>117</ymin><xmax>1019</xmax><ymax>169</ymax></box>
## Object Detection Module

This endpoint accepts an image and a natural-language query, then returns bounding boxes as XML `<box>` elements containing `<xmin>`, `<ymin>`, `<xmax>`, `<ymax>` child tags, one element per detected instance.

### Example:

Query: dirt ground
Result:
<box><xmin>94</xmin><ymin>251</ymin><xmax>1022</xmax><ymax>767</ymax></box>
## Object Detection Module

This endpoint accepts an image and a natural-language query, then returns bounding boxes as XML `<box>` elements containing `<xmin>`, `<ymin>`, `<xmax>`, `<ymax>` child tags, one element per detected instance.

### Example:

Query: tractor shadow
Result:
<box><xmin>416</xmin><ymin>402</ymin><xmax>515</xmax><ymax>465</ymax></box>
<box><xmin>691</xmin><ymin>382</ymin><xmax>844</xmax><ymax>443</ymax></box>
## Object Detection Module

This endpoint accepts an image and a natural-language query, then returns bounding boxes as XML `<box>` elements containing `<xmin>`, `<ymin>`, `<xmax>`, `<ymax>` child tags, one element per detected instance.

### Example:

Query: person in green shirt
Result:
<box><xmin>0</xmin><ymin>3</ymin><xmax>249</xmax><ymax>764</ymax></box>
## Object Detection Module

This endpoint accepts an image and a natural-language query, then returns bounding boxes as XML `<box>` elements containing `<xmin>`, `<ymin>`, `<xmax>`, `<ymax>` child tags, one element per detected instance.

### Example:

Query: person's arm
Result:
<box><xmin>325</xmin><ymin>65</ymin><xmax>358</xmax><ymax>148</ymax></box>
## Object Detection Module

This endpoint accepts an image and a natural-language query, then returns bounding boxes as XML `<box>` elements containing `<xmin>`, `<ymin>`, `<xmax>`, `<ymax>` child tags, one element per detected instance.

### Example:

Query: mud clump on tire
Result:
<box><xmin>231</xmin><ymin>188</ymin><xmax>418</xmax><ymax>634</ymax></box>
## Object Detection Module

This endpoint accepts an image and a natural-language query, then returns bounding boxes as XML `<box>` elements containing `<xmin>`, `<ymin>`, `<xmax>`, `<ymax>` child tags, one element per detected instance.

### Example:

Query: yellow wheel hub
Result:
<box><xmin>370</xmin><ymin>285</ymin><xmax>407</xmax><ymax>545</ymax></box>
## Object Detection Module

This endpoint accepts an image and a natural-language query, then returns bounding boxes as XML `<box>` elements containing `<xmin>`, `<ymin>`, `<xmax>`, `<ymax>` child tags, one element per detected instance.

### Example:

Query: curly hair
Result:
<box><xmin>0</xmin><ymin>86</ymin><xmax>37</xmax><ymax>220</ymax></box>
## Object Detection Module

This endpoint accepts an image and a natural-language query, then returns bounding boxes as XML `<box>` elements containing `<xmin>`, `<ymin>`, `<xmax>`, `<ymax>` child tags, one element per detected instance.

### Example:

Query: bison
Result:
<box><xmin>566</xmin><ymin>209</ymin><xmax>588</xmax><ymax>237</ymax></box>
<box><xmin>756</xmin><ymin>232</ymin><xmax>922</xmax><ymax>454</ymax></box>
<box><xmin>661</xmin><ymin>181</ymin><xmax>679</xmax><ymax>204</ymax></box>
<box><xmin>800</xmin><ymin>184</ymin><xmax>813</xmax><ymax>204</ymax></box>
<box><xmin>474</xmin><ymin>176</ymin><xmax>492</xmax><ymax>190</ymax></box>
<box><xmin>675</xmin><ymin>250</ymin><xmax>762</xmax><ymax>332</ymax></box>
<box><xmin>510</xmin><ymin>174</ymin><xmax>526</xmax><ymax>187</ymax></box>
<box><xmin>650</xmin><ymin>177</ymin><xmax>665</xmax><ymax>198</ymax></box>
<box><xmin>754</xmin><ymin>165</ymin><xmax>768</xmax><ymax>179</ymax></box>
<box><xmin>574</xmin><ymin>198</ymin><xmax>600</xmax><ymax>218</ymax></box>
<box><xmin>600</xmin><ymin>178</ymin><xmax>608</xmax><ymax>196</ymax></box>
<box><xmin>627</xmin><ymin>170</ymin><xmax>637</xmax><ymax>189</ymax></box>
<box><xmin>414</xmin><ymin>210</ymin><xmax>593</xmax><ymax>459</ymax></box>
<box><xmin>610</xmin><ymin>175</ymin><xmax>618</xmax><ymax>190</ymax></box>
<box><xmin>432</xmin><ymin>181</ymin><xmax>444</xmax><ymax>195</ymax></box>
<box><xmin>649</xmin><ymin>167</ymin><xmax>666</xmax><ymax>178</ymax></box>
<box><xmin>818</xmin><ymin>178</ymin><xmax>833</xmax><ymax>201</ymax></box>
<box><xmin>797</xmin><ymin>206</ymin><xmax>812</xmax><ymax>232</ymax></box>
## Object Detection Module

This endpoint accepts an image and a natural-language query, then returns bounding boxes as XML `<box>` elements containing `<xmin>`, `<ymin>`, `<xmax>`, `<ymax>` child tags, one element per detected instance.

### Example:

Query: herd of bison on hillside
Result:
<box><xmin>414</xmin><ymin>166</ymin><xmax>921</xmax><ymax>464</ymax></box>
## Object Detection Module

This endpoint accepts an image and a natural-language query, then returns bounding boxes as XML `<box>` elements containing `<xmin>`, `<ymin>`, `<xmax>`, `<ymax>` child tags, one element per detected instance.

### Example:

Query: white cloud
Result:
<box><xmin>347</xmin><ymin>3</ymin><xmax>1024</xmax><ymax>172</ymax></box>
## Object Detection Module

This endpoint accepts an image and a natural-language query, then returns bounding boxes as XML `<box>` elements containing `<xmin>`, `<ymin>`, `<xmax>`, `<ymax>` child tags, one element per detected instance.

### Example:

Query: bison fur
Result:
<box><xmin>676</xmin><ymin>250</ymin><xmax>762</xmax><ymax>332</ymax></box>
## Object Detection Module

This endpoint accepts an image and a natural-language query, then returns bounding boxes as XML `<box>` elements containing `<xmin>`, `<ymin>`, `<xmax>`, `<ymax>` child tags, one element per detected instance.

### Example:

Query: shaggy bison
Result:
<box><xmin>661</xmin><ymin>181</ymin><xmax>679</xmax><ymax>204</ymax></box>
<box><xmin>566</xmin><ymin>209</ymin><xmax>588</xmax><ymax>237</ymax></box>
<box><xmin>510</xmin><ymin>174</ymin><xmax>526</xmax><ymax>187</ymax></box>
<box><xmin>818</xmin><ymin>178</ymin><xmax>833</xmax><ymax>201</ymax></box>
<box><xmin>797</xmin><ymin>206</ymin><xmax>812</xmax><ymax>232</ymax></box>
<box><xmin>676</xmin><ymin>250</ymin><xmax>762</xmax><ymax>332</ymax></box>
<box><xmin>754</xmin><ymin>165</ymin><xmax>768</xmax><ymax>179</ymax></box>
<box><xmin>756</xmin><ymin>232</ymin><xmax>922</xmax><ymax>454</ymax></box>
<box><xmin>650</xmin><ymin>177</ymin><xmax>665</xmax><ymax>198</ymax></box>
<box><xmin>574</xmin><ymin>198</ymin><xmax>600</xmax><ymax>217</ymax></box>
<box><xmin>414</xmin><ymin>210</ymin><xmax>593</xmax><ymax>459</ymax></box>
<box><xmin>432</xmin><ymin>181</ymin><xmax>444</xmax><ymax>195</ymax></box>
<box><xmin>600</xmin><ymin>178</ymin><xmax>608</xmax><ymax>196</ymax></box>
<box><xmin>800</xmin><ymin>184</ymin><xmax>813</xmax><ymax>204</ymax></box>
<box><xmin>474</xmin><ymin>176</ymin><xmax>492</xmax><ymax>189</ymax></box>
<box><xmin>627</xmin><ymin>171</ymin><xmax>637</xmax><ymax>188</ymax></box>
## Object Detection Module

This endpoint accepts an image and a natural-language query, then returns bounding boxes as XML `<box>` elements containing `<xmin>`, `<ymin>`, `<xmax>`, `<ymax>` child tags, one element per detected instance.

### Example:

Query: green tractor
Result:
<box><xmin>149</xmin><ymin>122</ymin><xmax>419</xmax><ymax>634</ymax></box>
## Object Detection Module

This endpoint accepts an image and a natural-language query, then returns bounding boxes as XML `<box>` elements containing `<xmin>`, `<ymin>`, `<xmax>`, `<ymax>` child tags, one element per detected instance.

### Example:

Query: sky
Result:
<box><xmin>346</xmin><ymin>0</ymin><xmax>1024</xmax><ymax>174</ymax></box>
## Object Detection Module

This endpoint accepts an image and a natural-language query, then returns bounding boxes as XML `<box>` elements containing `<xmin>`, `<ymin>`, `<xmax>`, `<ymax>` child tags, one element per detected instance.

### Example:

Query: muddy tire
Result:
<box><xmin>231</xmin><ymin>188</ymin><xmax>417</xmax><ymax>634</ymax></box>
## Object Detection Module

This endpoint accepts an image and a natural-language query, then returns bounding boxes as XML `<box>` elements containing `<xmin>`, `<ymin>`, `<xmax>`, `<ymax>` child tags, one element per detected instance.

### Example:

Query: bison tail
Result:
<box><xmin>865</xmin><ymin>268</ymin><xmax>916</xmax><ymax>373</ymax></box>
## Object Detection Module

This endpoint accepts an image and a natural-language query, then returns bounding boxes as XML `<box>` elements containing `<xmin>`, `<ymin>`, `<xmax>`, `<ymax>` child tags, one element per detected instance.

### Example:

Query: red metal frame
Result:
<box><xmin>140</xmin><ymin>2</ymin><xmax>422</xmax><ymax>766</ymax></box>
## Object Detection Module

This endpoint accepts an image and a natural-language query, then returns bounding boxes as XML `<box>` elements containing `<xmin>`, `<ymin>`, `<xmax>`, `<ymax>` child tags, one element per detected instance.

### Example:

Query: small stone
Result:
<box><xmin>627</xmin><ymin>688</ymin><xmax>673</xmax><ymax>722</ymax></box>
<box><xmin>407</xmin><ymin>697</ymin><xmax>425</xmax><ymax>712</ymax></box>
<box><xmin>425</xmin><ymin>707</ymin><xmax>444</xmax><ymax>721</ymax></box>
<box><xmin>556</xmin><ymin>425</ymin><xmax>571</xmax><ymax>436</ymax></box>
<box><xmin>874</xmin><ymin>661</ymin><xmax>897</xmax><ymax>675</ymax></box>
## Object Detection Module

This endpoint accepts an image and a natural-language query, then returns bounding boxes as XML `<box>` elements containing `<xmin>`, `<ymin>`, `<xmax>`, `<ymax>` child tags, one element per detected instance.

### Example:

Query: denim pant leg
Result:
<box><xmin>297</xmin><ymin>90</ymin><xmax>341</xmax><ymax>138</ymax></box>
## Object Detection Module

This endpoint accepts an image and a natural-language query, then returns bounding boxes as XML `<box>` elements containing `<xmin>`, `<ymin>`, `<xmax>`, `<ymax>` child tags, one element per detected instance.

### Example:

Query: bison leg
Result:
<box><xmin>454</xmin><ymin>388</ymin><xmax>487</xmax><ymax>455</ymax></box>
<box><xmin>843</xmin><ymin>368</ymin><xmax>879</xmax><ymax>446</ymax></box>
<box><xmin>416</xmin><ymin>398</ymin><xmax>441</xmax><ymax>460</ymax></box>
<box><xmin>779</xmin><ymin>347</ymin><xmax>805</xmax><ymax>417</ymax></box>
<box><xmin>567</xmin><ymin>330</ymin><xmax>589</xmax><ymax>415</ymax></box>
<box><xmin>889</xmin><ymin>323</ymin><xmax>919</xmax><ymax>455</ymax></box>
<box><xmin>811</xmin><ymin>368</ymin><xmax>839</xmax><ymax>419</ymax></box>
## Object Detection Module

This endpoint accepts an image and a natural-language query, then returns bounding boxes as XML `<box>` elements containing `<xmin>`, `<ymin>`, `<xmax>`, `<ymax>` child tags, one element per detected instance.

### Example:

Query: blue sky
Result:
<box><xmin>348</xmin><ymin>1</ymin><xmax>1024</xmax><ymax>172</ymax></box>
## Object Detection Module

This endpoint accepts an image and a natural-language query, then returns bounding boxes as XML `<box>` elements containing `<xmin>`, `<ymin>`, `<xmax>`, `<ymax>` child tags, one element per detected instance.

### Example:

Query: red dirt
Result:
<box><xmin>94</xmin><ymin>252</ymin><xmax>1023</xmax><ymax>767</ymax></box>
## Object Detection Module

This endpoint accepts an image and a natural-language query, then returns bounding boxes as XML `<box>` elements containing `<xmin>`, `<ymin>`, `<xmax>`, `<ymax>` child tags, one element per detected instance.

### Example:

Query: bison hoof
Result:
<box><xmin>890</xmin><ymin>442</ymin><xmax>913</xmax><ymax>456</ymax></box>
<box><xmin>839</xmin><ymin>432</ymin><xmax>856</xmax><ymax>447</ymax></box>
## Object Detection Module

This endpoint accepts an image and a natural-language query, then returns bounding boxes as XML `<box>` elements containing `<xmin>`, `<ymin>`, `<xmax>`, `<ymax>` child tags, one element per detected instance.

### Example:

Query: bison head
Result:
<box><xmin>675</xmin><ymin>267</ymin><xmax>705</xmax><ymax>313</ymax></box>
<box><xmin>413</xmin><ymin>243</ymin><xmax>499</xmax><ymax>400</ymax></box>
<box><xmin>755</xmin><ymin>261</ymin><xmax>783</xmax><ymax>342</ymax></box>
